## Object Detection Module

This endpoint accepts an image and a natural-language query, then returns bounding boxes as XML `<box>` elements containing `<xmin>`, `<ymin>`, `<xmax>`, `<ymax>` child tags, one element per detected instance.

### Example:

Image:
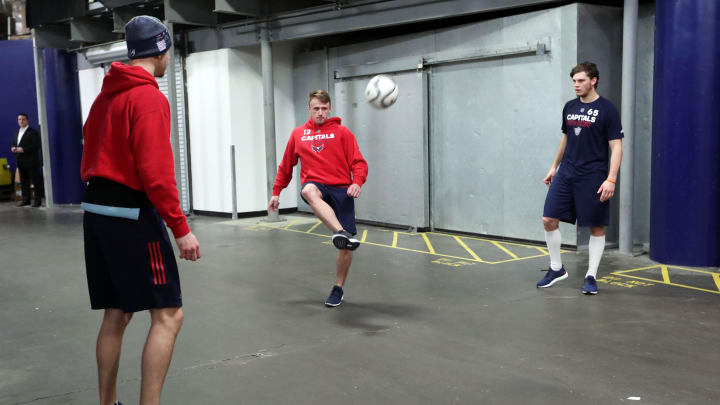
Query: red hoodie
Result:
<box><xmin>273</xmin><ymin>117</ymin><xmax>368</xmax><ymax>196</ymax></box>
<box><xmin>81</xmin><ymin>62</ymin><xmax>189</xmax><ymax>238</ymax></box>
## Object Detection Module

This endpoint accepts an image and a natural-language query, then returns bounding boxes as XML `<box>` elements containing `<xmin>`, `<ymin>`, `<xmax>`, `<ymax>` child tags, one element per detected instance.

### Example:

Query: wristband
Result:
<box><xmin>606</xmin><ymin>179</ymin><xmax>616</xmax><ymax>184</ymax></box>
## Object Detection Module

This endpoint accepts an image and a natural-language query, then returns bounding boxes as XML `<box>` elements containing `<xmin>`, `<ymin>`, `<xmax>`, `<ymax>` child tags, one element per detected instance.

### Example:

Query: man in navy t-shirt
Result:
<box><xmin>537</xmin><ymin>62</ymin><xmax>624</xmax><ymax>294</ymax></box>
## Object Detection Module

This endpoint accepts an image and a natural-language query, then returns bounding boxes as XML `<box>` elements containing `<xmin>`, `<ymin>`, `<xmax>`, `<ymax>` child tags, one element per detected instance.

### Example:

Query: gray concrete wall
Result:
<box><xmin>429</xmin><ymin>6</ymin><xmax>580</xmax><ymax>243</ymax></box>
<box><xmin>287</xmin><ymin>3</ymin><xmax>657</xmax><ymax>246</ymax></box>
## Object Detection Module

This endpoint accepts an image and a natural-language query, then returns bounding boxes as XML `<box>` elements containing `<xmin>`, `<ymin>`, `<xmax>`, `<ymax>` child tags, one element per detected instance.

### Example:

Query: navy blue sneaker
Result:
<box><xmin>536</xmin><ymin>266</ymin><xmax>568</xmax><ymax>288</ymax></box>
<box><xmin>583</xmin><ymin>276</ymin><xmax>598</xmax><ymax>294</ymax></box>
<box><xmin>332</xmin><ymin>230</ymin><xmax>360</xmax><ymax>251</ymax></box>
<box><xmin>112</xmin><ymin>402</ymin><xmax>122</xmax><ymax>405</ymax></box>
<box><xmin>325</xmin><ymin>285</ymin><xmax>344</xmax><ymax>307</ymax></box>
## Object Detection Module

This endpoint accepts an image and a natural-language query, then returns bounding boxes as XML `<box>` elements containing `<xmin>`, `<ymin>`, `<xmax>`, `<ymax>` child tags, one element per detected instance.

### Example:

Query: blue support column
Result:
<box><xmin>650</xmin><ymin>1</ymin><xmax>720</xmax><ymax>266</ymax></box>
<box><xmin>42</xmin><ymin>49</ymin><xmax>85</xmax><ymax>204</ymax></box>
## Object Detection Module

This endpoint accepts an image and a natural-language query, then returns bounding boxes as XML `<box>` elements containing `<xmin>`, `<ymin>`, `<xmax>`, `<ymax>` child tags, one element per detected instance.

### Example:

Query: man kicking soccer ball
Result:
<box><xmin>269</xmin><ymin>90</ymin><xmax>368</xmax><ymax>307</ymax></box>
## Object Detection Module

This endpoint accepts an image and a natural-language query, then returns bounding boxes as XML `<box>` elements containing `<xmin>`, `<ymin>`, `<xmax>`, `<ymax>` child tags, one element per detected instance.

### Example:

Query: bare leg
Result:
<box><xmin>589</xmin><ymin>226</ymin><xmax>605</xmax><ymax>237</ymax></box>
<box><xmin>302</xmin><ymin>184</ymin><xmax>343</xmax><ymax>232</ymax></box>
<box><xmin>139</xmin><ymin>307</ymin><xmax>184</xmax><ymax>405</ymax></box>
<box><xmin>97</xmin><ymin>309</ymin><xmax>133</xmax><ymax>405</ymax></box>
<box><xmin>336</xmin><ymin>250</ymin><xmax>353</xmax><ymax>287</ymax></box>
<box><xmin>542</xmin><ymin>217</ymin><xmax>560</xmax><ymax>232</ymax></box>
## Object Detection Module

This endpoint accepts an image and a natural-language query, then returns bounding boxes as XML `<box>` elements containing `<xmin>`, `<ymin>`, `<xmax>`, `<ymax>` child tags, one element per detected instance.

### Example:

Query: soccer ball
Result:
<box><xmin>365</xmin><ymin>74</ymin><xmax>398</xmax><ymax>108</ymax></box>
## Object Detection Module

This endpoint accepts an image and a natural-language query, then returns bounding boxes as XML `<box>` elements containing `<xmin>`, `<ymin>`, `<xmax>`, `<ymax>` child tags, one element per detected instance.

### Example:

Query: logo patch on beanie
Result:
<box><xmin>129</xmin><ymin>49</ymin><xmax>136</xmax><ymax>57</ymax></box>
<box><xmin>156</xmin><ymin>39</ymin><xmax>167</xmax><ymax>52</ymax></box>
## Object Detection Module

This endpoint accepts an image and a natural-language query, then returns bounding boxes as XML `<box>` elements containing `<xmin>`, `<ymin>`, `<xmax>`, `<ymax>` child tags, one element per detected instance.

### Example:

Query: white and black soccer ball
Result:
<box><xmin>365</xmin><ymin>74</ymin><xmax>398</xmax><ymax>109</ymax></box>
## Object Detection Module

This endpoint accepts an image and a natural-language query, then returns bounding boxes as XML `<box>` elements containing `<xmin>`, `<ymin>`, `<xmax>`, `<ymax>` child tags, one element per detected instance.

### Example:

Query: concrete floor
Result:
<box><xmin>1</xmin><ymin>202</ymin><xmax>718</xmax><ymax>405</ymax></box>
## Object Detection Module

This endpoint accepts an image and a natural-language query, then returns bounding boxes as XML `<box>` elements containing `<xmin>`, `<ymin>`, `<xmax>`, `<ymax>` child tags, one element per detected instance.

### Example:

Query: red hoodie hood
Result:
<box><xmin>101</xmin><ymin>62</ymin><xmax>159</xmax><ymax>95</ymax></box>
<box><xmin>305</xmin><ymin>116</ymin><xmax>342</xmax><ymax>131</ymax></box>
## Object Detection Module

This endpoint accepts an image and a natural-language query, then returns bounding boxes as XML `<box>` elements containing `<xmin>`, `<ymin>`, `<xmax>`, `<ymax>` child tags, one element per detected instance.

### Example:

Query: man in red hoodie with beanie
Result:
<box><xmin>269</xmin><ymin>90</ymin><xmax>368</xmax><ymax>307</ymax></box>
<box><xmin>81</xmin><ymin>16</ymin><xmax>200</xmax><ymax>405</ymax></box>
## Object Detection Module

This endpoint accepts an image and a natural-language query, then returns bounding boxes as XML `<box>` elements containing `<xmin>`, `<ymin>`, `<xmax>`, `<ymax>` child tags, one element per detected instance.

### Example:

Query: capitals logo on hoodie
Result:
<box><xmin>272</xmin><ymin>117</ymin><xmax>369</xmax><ymax>196</ymax></box>
<box><xmin>302</xmin><ymin>127</ymin><xmax>335</xmax><ymax>153</ymax></box>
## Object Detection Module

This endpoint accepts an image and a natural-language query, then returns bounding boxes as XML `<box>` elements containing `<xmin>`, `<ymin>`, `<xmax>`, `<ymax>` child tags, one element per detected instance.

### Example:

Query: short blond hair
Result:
<box><xmin>309</xmin><ymin>90</ymin><xmax>331</xmax><ymax>105</ymax></box>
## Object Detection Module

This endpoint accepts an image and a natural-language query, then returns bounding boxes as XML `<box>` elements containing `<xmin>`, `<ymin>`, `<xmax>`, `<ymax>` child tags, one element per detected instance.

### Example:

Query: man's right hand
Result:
<box><xmin>268</xmin><ymin>195</ymin><xmax>280</xmax><ymax>211</ymax></box>
<box><xmin>543</xmin><ymin>167</ymin><xmax>557</xmax><ymax>187</ymax></box>
<box><xmin>176</xmin><ymin>232</ymin><xmax>201</xmax><ymax>261</ymax></box>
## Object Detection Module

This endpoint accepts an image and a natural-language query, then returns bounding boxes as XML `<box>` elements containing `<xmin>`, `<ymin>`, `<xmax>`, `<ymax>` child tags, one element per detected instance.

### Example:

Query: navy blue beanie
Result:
<box><xmin>125</xmin><ymin>16</ymin><xmax>172</xmax><ymax>60</ymax></box>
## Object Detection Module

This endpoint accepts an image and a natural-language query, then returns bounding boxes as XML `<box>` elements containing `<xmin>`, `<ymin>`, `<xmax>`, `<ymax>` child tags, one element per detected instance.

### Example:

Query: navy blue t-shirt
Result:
<box><xmin>560</xmin><ymin>96</ymin><xmax>623</xmax><ymax>176</ymax></box>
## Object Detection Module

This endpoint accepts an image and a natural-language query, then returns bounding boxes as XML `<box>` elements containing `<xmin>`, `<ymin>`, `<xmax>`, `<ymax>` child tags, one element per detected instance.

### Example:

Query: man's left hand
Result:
<box><xmin>15</xmin><ymin>147</ymin><xmax>23</xmax><ymax>153</ymax></box>
<box><xmin>347</xmin><ymin>184</ymin><xmax>362</xmax><ymax>198</ymax></box>
<box><xmin>597</xmin><ymin>180</ymin><xmax>615</xmax><ymax>202</ymax></box>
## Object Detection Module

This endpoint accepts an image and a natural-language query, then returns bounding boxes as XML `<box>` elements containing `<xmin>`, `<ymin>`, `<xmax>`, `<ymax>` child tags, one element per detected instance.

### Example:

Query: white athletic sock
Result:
<box><xmin>544</xmin><ymin>229</ymin><xmax>563</xmax><ymax>271</ymax></box>
<box><xmin>586</xmin><ymin>235</ymin><xmax>606</xmax><ymax>279</ymax></box>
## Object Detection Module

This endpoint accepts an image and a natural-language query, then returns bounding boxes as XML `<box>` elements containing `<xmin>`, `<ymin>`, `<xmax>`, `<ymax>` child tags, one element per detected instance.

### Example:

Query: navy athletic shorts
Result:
<box><xmin>83</xmin><ymin>207</ymin><xmax>182</xmax><ymax>313</ymax></box>
<box><xmin>301</xmin><ymin>182</ymin><xmax>357</xmax><ymax>235</ymax></box>
<box><xmin>542</xmin><ymin>168</ymin><xmax>610</xmax><ymax>227</ymax></box>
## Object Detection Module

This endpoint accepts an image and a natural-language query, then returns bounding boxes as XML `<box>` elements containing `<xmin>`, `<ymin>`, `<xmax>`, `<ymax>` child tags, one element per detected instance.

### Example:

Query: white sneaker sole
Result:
<box><xmin>537</xmin><ymin>272</ymin><xmax>568</xmax><ymax>288</ymax></box>
<box><xmin>582</xmin><ymin>289</ymin><xmax>598</xmax><ymax>295</ymax></box>
<box><xmin>332</xmin><ymin>234</ymin><xmax>360</xmax><ymax>251</ymax></box>
<box><xmin>325</xmin><ymin>295</ymin><xmax>343</xmax><ymax>307</ymax></box>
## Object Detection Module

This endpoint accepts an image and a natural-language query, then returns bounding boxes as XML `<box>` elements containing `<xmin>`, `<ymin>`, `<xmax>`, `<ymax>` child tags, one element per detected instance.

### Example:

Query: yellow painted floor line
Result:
<box><xmin>453</xmin><ymin>236</ymin><xmax>482</xmax><ymax>261</ymax></box>
<box><xmin>712</xmin><ymin>273</ymin><xmax>720</xmax><ymax>293</ymax></box>
<box><xmin>535</xmin><ymin>247</ymin><xmax>547</xmax><ymax>254</ymax></box>
<box><xmin>430</xmin><ymin>231</ymin><xmax>543</xmax><ymax>248</ymax></box>
<box><xmin>305</xmin><ymin>221</ymin><xmax>322</xmax><ymax>233</ymax></box>
<box><xmin>283</xmin><ymin>220</ymin><xmax>297</xmax><ymax>230</ymax></box>
<box><xmin>492</xmin><ymin>241</ymin><xmax>518</xmax><ymax>259</ymax></box>
<box><xmin>421</xmin><ymin>233</ymin><xmax>436</xmax><ymax>254</ymax></box>
<box><xmin>364</xmin><ymin>241</ymin><xmax>482</xmax><ymax>262</ymax></box>
<box><xmin>670</xmin><ymin>265</ymin><xmax>720</xmax><ymax>275</ymax></box>
<box><xmin>485</xmin><ymin>253</ymin><xmax>549</xmax><ymax>265</ymax></box>
<box><xmin>361</xmin><ymin>229</ymin><xmax>368</xmax><ymax>243</ymax></box>
<box><xmin>660</xmin><ymin>265</ymin><xmax>671</xmax><ymax>284</ymax></box>
<box><xmin>614</xmin><ymin>265</ymin><xmax>661</xmax><ymax>274</ymax></box>
<box><xmin>392</xmin><ymin>232</ymin><xmax>399</xmax><ymax>248</ymax></box>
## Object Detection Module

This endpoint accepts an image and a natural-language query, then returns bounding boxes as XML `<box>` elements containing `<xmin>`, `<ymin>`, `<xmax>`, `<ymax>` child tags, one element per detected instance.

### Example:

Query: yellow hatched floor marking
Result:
<box><xmin>305</xmin><ymin>221</ymin><xmax>322</xmax><ymax>233</ymax></box>
<box><xmin>421</xmin><ymin>233</ymin><xmax>436</xmax><ymax>254</ymax></box>
<box><xmin>253</xmin><ymin>223</ymin><xmax>557</xmax><ymax>265</ymax></box>
<box><xmin>535</xmin><ymin>247</ymin><xmax>547</xmax><ymax>254</ymax></box>
<box><xmin>491</xmin><ymin>241</ymin><xmax>518</xmax><ymax>259</ymax></box>
<box><xmin>613</xmin><ymin>265</ymin><xmax>720</xmax><ymax>295</ymax></box>
<box><xmin>453</xmin><ymin>236</ymin><xmax>482</xmax><ymax>261</ymax></box>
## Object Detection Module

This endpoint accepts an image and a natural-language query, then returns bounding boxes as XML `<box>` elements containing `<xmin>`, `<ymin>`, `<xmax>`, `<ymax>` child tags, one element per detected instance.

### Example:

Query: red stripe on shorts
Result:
<box><xmin>148</xmin><ymin>243</ymin><xmax>159</xmax><ymax>285</ymax></box>
<box><xmin>155</xmin><ymin>242</ymin><xmax>167</xmax><ymax>284</ymax></box>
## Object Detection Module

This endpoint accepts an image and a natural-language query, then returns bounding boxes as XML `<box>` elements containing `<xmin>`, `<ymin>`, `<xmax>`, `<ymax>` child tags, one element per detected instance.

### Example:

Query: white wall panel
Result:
<box><xmin>228</xmin><ymin>47</ymin><xmax>267</xmax><ymax>213</ymax></box>
<box><xmin>78</xmin><ymin>67</ymin><xmax>104</xmax><ymax>124</ymax></box>
<box><xmin>187</xmin><ymin>49</ymin><xmax>233</xmax><ymax>212</ymax></box>
<box><xmin>187</xmin><ymin>45</ymin><xmax>298</xmax><ymax>214</ymax></box>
